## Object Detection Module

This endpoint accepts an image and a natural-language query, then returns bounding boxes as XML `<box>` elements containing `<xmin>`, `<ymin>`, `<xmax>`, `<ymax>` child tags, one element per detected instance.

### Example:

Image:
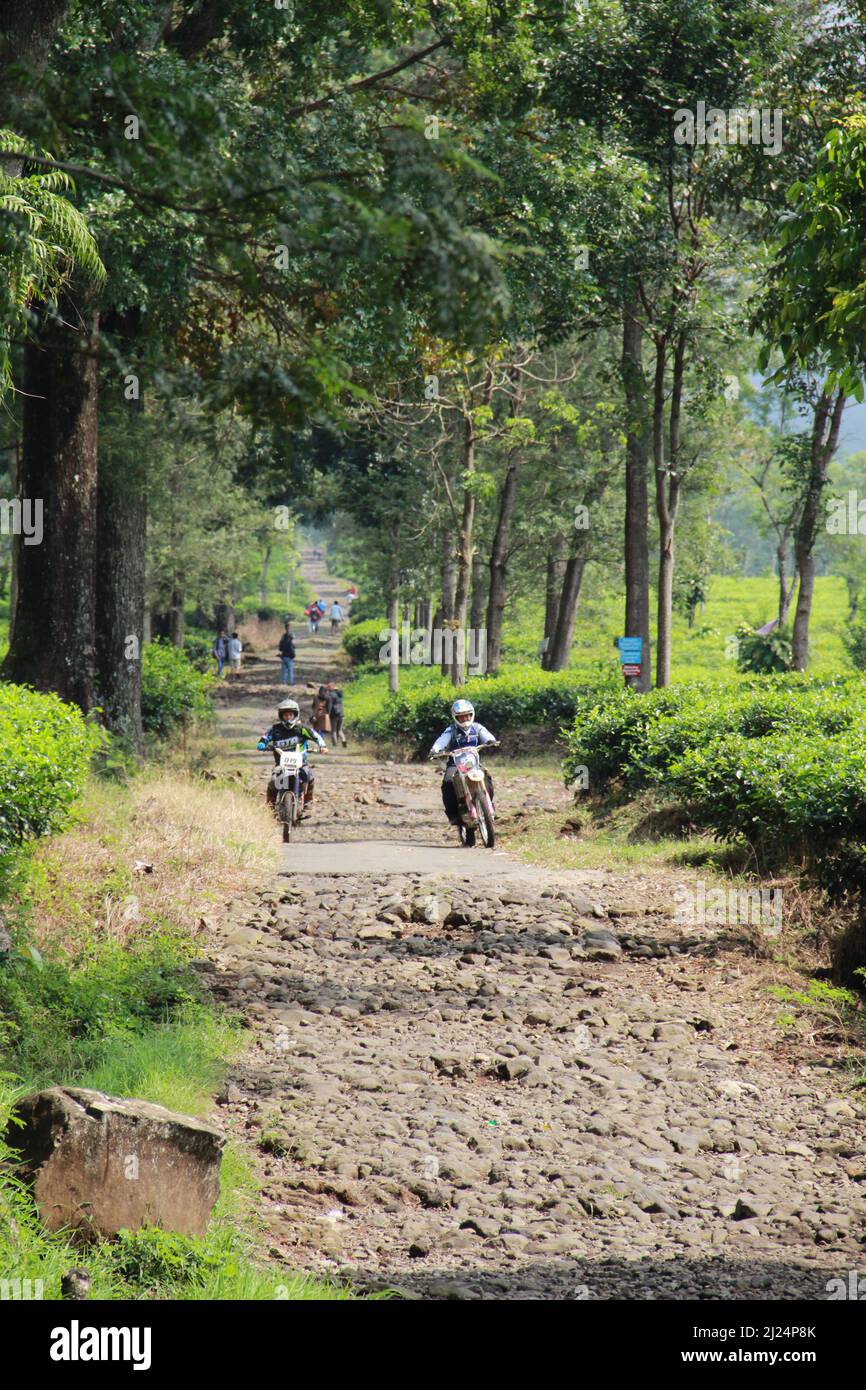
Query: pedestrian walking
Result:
<box><xmin>329</xmin><ymin>600</ymin><xmax>343</xmax><ymax>633</ymax></box>
<box><xmin>228</xmin><ymin>631</ymin><xmax>243</xmax><ymax>676</ymax></box>
<box><xmin>212</xmin><ymin>629</ymin><xmax>229</xmax><ymax>677</ymax></box>
<box><xmin>306</xmin><ymin>683</ymin><xmax>332</xmax><ymax>737</ymax></box>
<box><xmin>278</xmin><ymin>622</ymin><xmax>296</xmax><ymax>685</ymax></box>
<box><xmin>326</xmin><ymin>681</ymin><xmax>347</xmax><ymax>746</ymax></box>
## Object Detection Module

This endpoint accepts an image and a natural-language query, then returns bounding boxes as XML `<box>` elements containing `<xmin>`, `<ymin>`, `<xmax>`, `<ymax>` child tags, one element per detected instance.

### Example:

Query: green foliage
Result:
<box><xmin>141</xmin><ymin>641</ymin><xmax>214</xmax><ymax>739</ymax></box>
<box><xmin>342</xmin><ymin>618</ymin><xmax>388</xmax><ymax>667</ymax></box>
<box><xmin>563</xmin><ymin>675</ymin><xmax>864</xmax><ymax>793</ymax></box>
<box><xmin>0</xmin><ymin>931</ymin><xmax>206</xmax><ymax>1086</ymax></box>
<box><xmin>182</xmin><ymin>632</ymin><xmax>214</xmax><ymax>673</ymax></box>
<box><xmin>842</xmin><ymin>620</ymin><xmax>866</xmax><ymax>670</ymax></box>
<box><xmin>768</xmin><ymin>978</ymin><xmax>857</xmax><ymax>1014</ymax></box>
<box><xmin>345</xmin><ymin>594</ymin><xmax>382</xmax><ymax>624</ymax></box>
<box><xmin>0</xmin><ymin>129</ymin><xmax>105</xmax><ymax>396</ymax></box>
<box><xmin>668</xmin><ymin>729</ymin><xmax>866</xmax><ymax>862</ymax></box>
<box><xmin>110</xmin><ymin>1226</ymin><xmax>213</xmax><ymax>1286</ymax></box>
<box><xmin>759</xmin><ymin>116</ymin><xmax>866</xmax><ymax>396</ymax></box>
<box><xmin>0</xmin><ymin>684</ymin><xmax>101</xmax><ymax>854</ymax></box>
<box><xmin>562</xmin><ymin>674</ymin><xmax>866</xmax><ymax>872</ymax></box>
<box><xmin>735</xmin><ymin>623</ymin><xmax>792</xmax><ymax>674</ymax></box>
<box><xmin>353</xmin><ymin>665</ymin><xmax>604</xmax><ymax>750</ymax></box>
<box><xmin>80</xmin><ymin>1009</ymin><xmax>241</xmax><ymax>1118</ymax></box>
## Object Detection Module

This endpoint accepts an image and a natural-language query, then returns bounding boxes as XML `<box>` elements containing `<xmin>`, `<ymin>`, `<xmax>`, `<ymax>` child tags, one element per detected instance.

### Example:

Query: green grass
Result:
<box><xmin>346</xmin><ymin>664</ymin><xmax>442</xmax><ymax>728</ymax></box>
<box><xmin>500</xmin><ymin>572</ymin><xmax>849</xmax><ymax>681</ymax></box>
<box><xmin>508</xmin><ymin>819</ymin><xmax>690</xmax><ymax>870</ymax></box>
<box><xmin>343</xmin><ymin>574</ymin><xmax>851</xmax><ymax>735</ymax></box>
<box><xmin>75</xmin><ymin>1008</ymin><xmax>242</xmax><ymax>1117</ymax></box>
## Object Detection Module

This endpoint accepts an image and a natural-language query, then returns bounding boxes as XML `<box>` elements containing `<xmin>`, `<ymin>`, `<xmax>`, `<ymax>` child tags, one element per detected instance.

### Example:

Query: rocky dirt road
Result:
<box><xmin>204</xmin><ymin>552</ymin><xmax>866</xmax><ymax>1300</ymax></box>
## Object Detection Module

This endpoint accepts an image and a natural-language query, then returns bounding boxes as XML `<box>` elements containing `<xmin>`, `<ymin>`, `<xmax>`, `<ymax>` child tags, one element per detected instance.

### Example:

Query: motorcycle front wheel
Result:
<box><xmin>474</xmin><ymin>791</ymin><xmax>495</xmax><ymax>848</ymax></box>
<box><xmin>279</xmin><ymin>790</ymin><xmax>297</xmax><ymax>842</ymax></box>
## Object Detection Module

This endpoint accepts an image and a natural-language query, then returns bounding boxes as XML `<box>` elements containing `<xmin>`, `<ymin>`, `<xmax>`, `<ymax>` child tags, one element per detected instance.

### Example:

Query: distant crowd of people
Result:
<box><xmin>211</xmin><ymin>581</ymin><xmax>356</xmax><ymax>745</ymax></box>
<box><xmin>304</xmin><ymin>586</ymin><xmax>356</xmax><ymax>634</ymax></box>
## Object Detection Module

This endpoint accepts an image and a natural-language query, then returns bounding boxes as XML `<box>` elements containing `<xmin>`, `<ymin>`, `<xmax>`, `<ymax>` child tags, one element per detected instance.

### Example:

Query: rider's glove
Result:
<box><xmin>256</xmin><ymin>740</ymin><xmax>268</xmax><ymax>750</ymax></box>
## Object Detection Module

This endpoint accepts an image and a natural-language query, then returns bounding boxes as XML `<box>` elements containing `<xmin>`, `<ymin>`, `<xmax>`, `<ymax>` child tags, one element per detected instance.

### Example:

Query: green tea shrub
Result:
<box><xmin>0</xmin><ymin>684</ymin><xmax>101</xmax><ymax>853</ymax></box>
<box><xmin>342</xmin><ymin>619</ymin><xmax>387</xmax><ymax>667</ymax></box>
<box><xmin>354</xmin><ymin>666</ymin><xmax>603</xmax><ymax>749</ymax></box>
<box><xmin>141</xmin><ymin>641</ymin><xmax>214</xmax><ymax>739</ymax></box>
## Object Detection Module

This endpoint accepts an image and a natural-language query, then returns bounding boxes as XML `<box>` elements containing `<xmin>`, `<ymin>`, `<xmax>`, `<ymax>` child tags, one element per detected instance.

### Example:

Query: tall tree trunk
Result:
<box><xmin>621</xmin><ymin>299</ymin><xmax>651</xmax><ymax>692</ymax></box>
<box><xmin>169</xmin><ymin>590</ymin><xmax>185</xmax><ymax>646</ymax></box>
<box><xmin>653</xmin><ymin>331</ymin><xmax>683</xmax><ymax>689</ymax></box>
<box><xmin>791</xmin><ymin>389</ymin><xmax>846</xmax><ymax>670</ymax></box>
<box><xmin>6</xmin><ymin>434</ymin><xmax>22</xmax><ymax>652</ymax></box>
<box><xmin>469</xmin><ymin>555</ymin><xmax>486</xmax><ymax>633</ymax></box>
<box><xmin>439</xmin><ymin>533</ymin><xmax>456</xmax><ymax>676</ymax></box>
<box><xmin>96</xmin><ymin>450</ymin><xmax>145</xmax><ymax>750</ymax></box>
<box><xmin>214</xmin><ymin>601</ymin><xmax>234</xmax><ymax>634</ymax></box>
<box><xmin>95</xmin><ymin>309</ymin><xmax>147</xmax><ymax>746</ymax></box>
<box><xmin>387</xmin><ymin>581</ymin><xmax>400</xmax><ymax>693</ymax></box>
<box><xmin>541</xmin><ymin>538</ymin><xmax>567</xmax><ymax>669</ymax></box>
<box><xmin>777</xmin><ymin>540</ymin><xmax>796</xmax><ymax>627</ymax></box>
<box><xmin>3</xmin><ymin>291</ymin><xmax>99</xmax><ymax>709</ymax></box>
<box><xmin>450</xmin><ymin>407</ymin><xmax>477</xmax><ymax>685</ymax></box>
<box><xmin>485</xmin><ymin>454</ymin><xmax>521</xmax><ymax>675</ymax></box>
<box><xmin>546</xmin><ymin>550</ymin><xmax>589</xmax><ymax>671</ymax></box>
<box><xmin>260</xmin><ymin>544</ymin><xmax>272</xmax><ymax>606</ymax></box>
<box><xmin>0</xmin><ymin>0</ymin><xmax>69</xmax><ymax>76</ymax></box>
<box><xmin>546</xmin><ymin>473</ymin><xmax>610</xmax><ymax>671</ymax></box>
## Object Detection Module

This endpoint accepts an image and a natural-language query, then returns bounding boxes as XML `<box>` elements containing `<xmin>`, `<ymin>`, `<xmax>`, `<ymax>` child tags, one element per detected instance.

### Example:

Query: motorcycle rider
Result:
<box><xmin>257</xmin><ymin>698</ymin><xmax>327</xmax><ymax>815</ymax></box>
<box><xmin>429</xmin><ymin>699</ymin><xmax>497</xmax><ymax>826</ymax></box>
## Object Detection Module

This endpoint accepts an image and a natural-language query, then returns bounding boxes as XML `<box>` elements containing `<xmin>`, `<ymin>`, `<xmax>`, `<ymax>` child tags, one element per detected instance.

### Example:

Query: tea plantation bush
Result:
<box><xmin>353</xmin><ymin>666</ymin><xmax>602</xmax><ymax>749</ymax></box>
<box><xmin>563</xmin><ymin>674</ymin><xmax>866</xmax><ymax>869</ymax></box>
<box><xmin>141</xmin><ymin>642</ymin><xmax>215</xmax><ymax>739</ymax></box>
<box><xmin>182</xmin><ymin>632</ymin><xmax>213</xmax><ymax>673</ymax></box>
<box><xmin>666</xmin><ymin>729</ymin><xmax>866</xmax><ymax>861</ymax></box>
<box><xmin>0</xmin><ymin>684</ymin><xmax>101</xmax><ymax>853</ymax></box>
<box><xmin>563</xmin><ymin>675</ymin><xmax>865</xmax><ymax>793</ymax></box>
<box><xmin>342</xmin><ymin>618</ymin><xmax>387</xmax><ymax>668</ymax></box>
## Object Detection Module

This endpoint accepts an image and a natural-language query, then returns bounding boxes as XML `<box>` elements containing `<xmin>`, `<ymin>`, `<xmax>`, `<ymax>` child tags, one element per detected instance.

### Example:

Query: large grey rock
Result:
<box><xmin>5</xmin><ymin>1087</ymin><xmax>224</xmax><ymax>1239</ymax></box>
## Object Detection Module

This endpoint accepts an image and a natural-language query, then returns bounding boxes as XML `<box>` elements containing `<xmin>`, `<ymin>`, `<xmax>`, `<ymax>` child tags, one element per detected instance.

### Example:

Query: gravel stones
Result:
<box><xmin>202</xmin><ymin>757</ymin><xmax>866</xmax><ymax>1300</ymax></box>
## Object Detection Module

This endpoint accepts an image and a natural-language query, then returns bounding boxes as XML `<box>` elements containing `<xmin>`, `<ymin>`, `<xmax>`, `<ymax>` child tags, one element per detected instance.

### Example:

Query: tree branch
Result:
<box><xmin>284</xmin><ymin>37</ymin><xmax>450</xmax><ymax>120</ymax></box>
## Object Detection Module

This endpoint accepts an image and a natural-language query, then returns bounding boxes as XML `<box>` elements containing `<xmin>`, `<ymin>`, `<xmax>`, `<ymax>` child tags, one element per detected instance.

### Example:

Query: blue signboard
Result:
<box><xmin>616</xmin><ymin>637</ymin><xmax>643</xmax><ymax>665</ymax></box>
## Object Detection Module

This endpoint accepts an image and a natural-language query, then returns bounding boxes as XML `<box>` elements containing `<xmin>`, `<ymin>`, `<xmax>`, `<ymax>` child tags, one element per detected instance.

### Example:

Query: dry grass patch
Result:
<box><xmin>23</xmin><ymin>771</ymin><xmax>277</xmax><ymax>955</ymax></box>
<box><xmin>237</xmin><ymin>615</ymin><xmax>285</xmax><ymax>655</ymax></box>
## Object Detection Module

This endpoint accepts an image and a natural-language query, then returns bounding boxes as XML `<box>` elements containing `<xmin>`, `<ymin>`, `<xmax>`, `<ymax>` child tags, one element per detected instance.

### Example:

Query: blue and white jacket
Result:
<box><xmin>257</xmin><ymin>721</ymin><xmax>325</xmax><ymax>764</ymax></box>
<box><xmin>430</xmin><ymin>721</ymin><xmax>497</xmax><ymax>766</ymax></box>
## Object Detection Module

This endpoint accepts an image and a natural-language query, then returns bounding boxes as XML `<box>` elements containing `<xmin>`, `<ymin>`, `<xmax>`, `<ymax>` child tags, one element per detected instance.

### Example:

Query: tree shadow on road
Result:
<box><xmin>343</xmin><ymin>1252</ymin><xmax>846</xmax><ymax>1301</ymax></box>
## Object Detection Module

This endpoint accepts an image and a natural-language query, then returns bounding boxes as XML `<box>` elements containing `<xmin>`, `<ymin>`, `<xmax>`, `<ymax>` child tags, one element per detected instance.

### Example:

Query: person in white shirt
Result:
<box><xmin>329</xmin><ymin>601</ymin><xmax>343</xmax><ymax>632</ymax></box>
<box><xmin>429</xmin><ymin>699</ymin><xmax>497</xmax><ymax>828</ymax></box>
<box><xmin>228</xmin><ymin>631</ymin><xmax>243</xmax><ymax>675</ymax></box>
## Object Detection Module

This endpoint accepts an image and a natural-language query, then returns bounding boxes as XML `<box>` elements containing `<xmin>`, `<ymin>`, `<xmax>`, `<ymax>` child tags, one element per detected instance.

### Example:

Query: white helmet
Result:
<box><xmin>451</xmin><ymin>699</ymin><xmax>474</xmax><ymax>728</ymax></box>
<box><xmin>277</xmin><ymin>699</ymin><xmax>300</xmax><ymax>726</ymax></box>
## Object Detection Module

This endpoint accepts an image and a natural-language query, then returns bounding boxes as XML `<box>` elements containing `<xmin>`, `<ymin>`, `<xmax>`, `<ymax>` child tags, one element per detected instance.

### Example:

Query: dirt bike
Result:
<box><xmin>430</xmin><ymin>742</ymin><xmax>499</xmax><ymax>848</ymax></box>
<box><xmin>273</xmin><ymin>745</ymin><xmax>322</xmax><ymax>843</ymax></box>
